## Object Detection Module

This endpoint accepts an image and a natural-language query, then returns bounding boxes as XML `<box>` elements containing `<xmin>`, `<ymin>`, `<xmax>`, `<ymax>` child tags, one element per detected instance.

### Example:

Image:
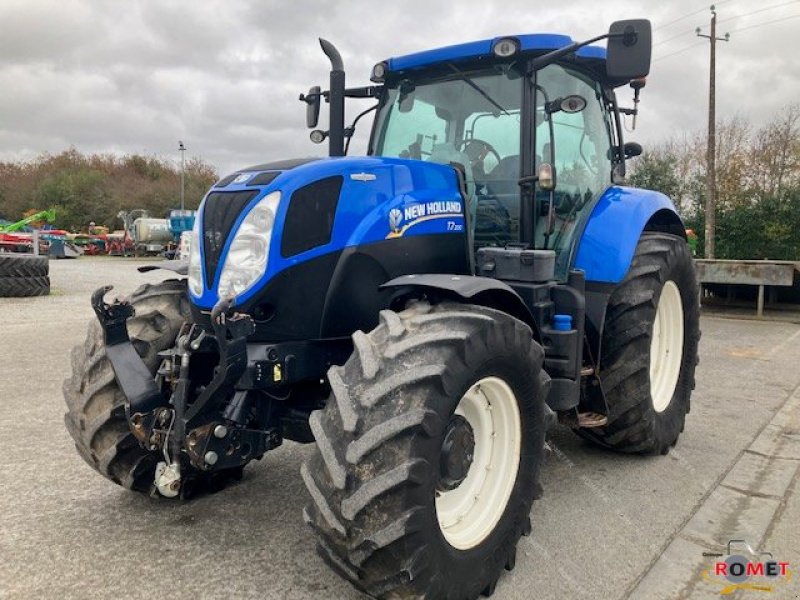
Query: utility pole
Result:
<box><xmin>178</xmin><ymin>140</ymin><xmax>186</xmax><ymax>212</ymax></box>
<box><xmin>696</xmin><ymin>6</ymin><xmax>729</xmax><ymax>259</ymax></box>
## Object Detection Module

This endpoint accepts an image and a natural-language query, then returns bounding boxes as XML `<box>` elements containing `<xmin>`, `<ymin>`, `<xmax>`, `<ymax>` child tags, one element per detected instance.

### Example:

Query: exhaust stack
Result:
<box><xmin>319</xmin><ymin>39</ymin><xmax>345</xmax><ymax>157</ymax></box>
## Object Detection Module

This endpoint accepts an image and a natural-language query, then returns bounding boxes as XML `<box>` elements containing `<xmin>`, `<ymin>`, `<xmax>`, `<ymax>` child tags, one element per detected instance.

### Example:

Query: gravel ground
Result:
<box><xmin>1</xmin><ymin>257</ymin><xmax>798</xmax><ymax>599</ymax></box>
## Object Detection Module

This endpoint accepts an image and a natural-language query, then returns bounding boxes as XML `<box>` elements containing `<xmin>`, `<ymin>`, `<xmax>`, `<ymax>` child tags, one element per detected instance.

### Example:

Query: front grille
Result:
<box><xmin>202</xmin><ymin>191</ymin><xmax>259</xmax><ymax>288</ymax></box>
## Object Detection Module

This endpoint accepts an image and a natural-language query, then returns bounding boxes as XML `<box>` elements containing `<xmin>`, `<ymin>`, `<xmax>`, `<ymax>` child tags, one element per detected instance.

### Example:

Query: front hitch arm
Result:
<box><xmin>91</xmin><ymin>286</ymin><xmax>166</xmax><ymax>415</ymax></box>
<box><xmin>183</xmin><ymin>296</ymin><xmax>255</xmax><ymax>424</ymax></box>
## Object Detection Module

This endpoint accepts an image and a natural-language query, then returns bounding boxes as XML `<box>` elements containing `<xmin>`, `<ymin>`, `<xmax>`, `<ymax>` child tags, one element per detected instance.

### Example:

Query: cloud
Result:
<box><xmin>1</xmin><ymin>0</ymin><xmax>798</xmax><ymax>174</ymax></box>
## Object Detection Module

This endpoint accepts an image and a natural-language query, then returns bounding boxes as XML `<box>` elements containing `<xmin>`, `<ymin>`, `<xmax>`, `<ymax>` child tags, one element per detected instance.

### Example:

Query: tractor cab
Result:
<box><xmin>306</xmin><ymin>23</ymin><xmax>652</xmax><ymax>281</ymax></box>
<box><xmin>370</xmin><ymin>45</ymin><xmax>618</xmax><ymax>280</ymax></box>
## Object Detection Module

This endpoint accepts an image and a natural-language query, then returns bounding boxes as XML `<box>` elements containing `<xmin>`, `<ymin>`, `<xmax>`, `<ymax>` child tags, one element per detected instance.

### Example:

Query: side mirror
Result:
<box><xmin>623</xmin><ymin>142</ymin><xmax>643</xmax><ymax>159</ymax></box>
<box><xmin>606</xmin><ymin>19</ymin><xmax>652</xmax><ymax>81</ymax></box>
<box><xmin>303</xmin><ymin>86</ymin><xmax>322</xmax><ymax>128</ymax></box>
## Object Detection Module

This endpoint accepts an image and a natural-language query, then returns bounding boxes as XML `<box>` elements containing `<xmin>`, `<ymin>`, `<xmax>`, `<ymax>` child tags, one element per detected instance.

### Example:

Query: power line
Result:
<box><xmin>653</xmin><ymin>40</ymin><xmax>704</xmax><ymax>62</ymax></box>
<box><xmin>718</xmin><ymin>0</ymin><xmax>800</xmax><ymax>24</ymax></box>
<box><xmin>654</xmin><ymin>29</ymin><xmax>694</xmax><ymax>47</ymax></box>
<box><xmin>655</xmin><ymin>6</ymin><xmax>707</xmax><ymax>32</ymax></box>
<box><xmin>727</xmin><ymin>12</ymin><xmax>800</xmax><ymax>32</ymax></box>
<box><xmin>654</xmin><ymin>0</ymin><xmax>735</xmax><ymax>31</ymax></box>
<box><xmin>654</xmin><ymin>4</ymin><xmax>798</xmax><ymax>61</ymax></box>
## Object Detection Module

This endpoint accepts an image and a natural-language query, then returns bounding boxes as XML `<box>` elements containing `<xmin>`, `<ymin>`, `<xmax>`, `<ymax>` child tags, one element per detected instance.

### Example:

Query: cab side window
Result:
<box><xmin>465</xmin><ymin>110</ymin><xmax>522</xmax><ymax>247</ymax></box>
<box><xmin>534</xmin><ymin>65</ymin><xmax>613</xmax><ymax>276</ymax></box>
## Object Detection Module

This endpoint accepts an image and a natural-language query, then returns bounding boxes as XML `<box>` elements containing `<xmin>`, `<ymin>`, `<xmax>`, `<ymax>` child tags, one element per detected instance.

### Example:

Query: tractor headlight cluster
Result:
<box><xmin>187</xmin><ymin>218</ymin><xmax>203</xmax><ymax>297</ymax></box>
<box><xmin>217</xmin><ymin>191</ymin><xmax>281</xmax><ymax>299</ymax></box>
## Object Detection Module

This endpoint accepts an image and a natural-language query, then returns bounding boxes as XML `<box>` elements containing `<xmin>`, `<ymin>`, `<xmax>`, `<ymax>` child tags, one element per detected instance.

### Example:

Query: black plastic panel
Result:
<box><xmin>202</xmin><ymin>191</ymin><xmax>259</xmax><ymax>288</ymax></box>
<box><xmin>281</xmin><ymin>176</ymin><xmax>343</xmax><ymax>257</ymax></box>
<box><xmin>243</xmin><ymin>158</ymin><xmax>318</xmax><ymax>171</ymax></box>
<box><xmin>247</xmin><ymin>172</ymin><xmax>281</xmax><ymax>187</ymax></box>
<box><xmin>214</xmin><ymin>173</ymin><xmax>240</xmax><ymax>188</ymax></box>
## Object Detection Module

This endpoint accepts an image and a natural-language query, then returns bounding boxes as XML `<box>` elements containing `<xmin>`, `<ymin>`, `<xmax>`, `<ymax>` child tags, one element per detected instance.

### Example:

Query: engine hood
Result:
<box><xmin>192</xmin><ymin>156</ymin><xmax>468</xmax><ymax>308</ymax></box>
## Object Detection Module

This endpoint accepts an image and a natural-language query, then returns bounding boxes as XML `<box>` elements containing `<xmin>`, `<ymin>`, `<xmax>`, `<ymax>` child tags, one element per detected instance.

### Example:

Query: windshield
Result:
<box><xmin>372</xmin><ymin>68</ymin><xmax>524</xmax><ymax>248</ymax></box>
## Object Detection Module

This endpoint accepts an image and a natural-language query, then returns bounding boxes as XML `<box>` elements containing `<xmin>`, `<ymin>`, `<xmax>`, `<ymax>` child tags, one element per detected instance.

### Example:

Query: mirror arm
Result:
<box><xmin>630</xmin><ymin>84</ymin><xmax>642</xmax><ymax>128</ymax></box>
<box><xmin>529</xmin><ymin>32</ymin><xmax>625</xmax><ymax>71</ymax></box>
<box><xmin>609</xmin><ymin>93</ymin><xmax>627</xmax><ymax>176</ymax></box>
<box><xmin>299</xmin><ymin>90</ymin><xmax>330</xmax><ymax>104</ymax></box>
<box><xmin>344</xmin><ymin>85</ymin><xmax>382</xmax><ymax>98</ymax></box>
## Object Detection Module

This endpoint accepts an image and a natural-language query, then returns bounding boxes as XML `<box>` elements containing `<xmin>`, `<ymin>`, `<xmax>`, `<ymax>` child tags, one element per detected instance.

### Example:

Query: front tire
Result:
<box><xmin>302</xmin><ymin>302</ymin><xmax>548</xmax><ymax>599</ymax></box>
<box><xmin>581</xmin><ymin>232</ymin><xmax>700</xmax><ymax>454</ymax></box>
<box><xmin>63</xmin><ymin>279</ymin><xmax>190</xmax><ymax>492</ymax></box>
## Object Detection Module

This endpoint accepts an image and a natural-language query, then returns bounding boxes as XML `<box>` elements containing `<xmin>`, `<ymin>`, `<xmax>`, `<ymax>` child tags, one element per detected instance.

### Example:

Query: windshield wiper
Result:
<box><xmin>446</xmin><ymin>63</ymin><xmax>510</xmax><ymax>117</ymax></box>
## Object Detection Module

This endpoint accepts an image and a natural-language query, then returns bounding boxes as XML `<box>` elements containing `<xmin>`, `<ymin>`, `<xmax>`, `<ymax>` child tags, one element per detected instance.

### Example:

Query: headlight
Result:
<box><xmin>218</xmin><ymin>191</ymin><xmax>280</xmax><ymax>299</ymax></box>
<box><xmin>188</xmin><ymin>218</ymin><xmax>202</xmax><ymax>297</ymax></box>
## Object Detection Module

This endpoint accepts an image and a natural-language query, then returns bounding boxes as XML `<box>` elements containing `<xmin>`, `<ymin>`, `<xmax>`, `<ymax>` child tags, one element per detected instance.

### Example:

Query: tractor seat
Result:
<box><xmin>483</xmin><ymin>155</ymin><xmax>520</xmax><ymax>198</ymax></box>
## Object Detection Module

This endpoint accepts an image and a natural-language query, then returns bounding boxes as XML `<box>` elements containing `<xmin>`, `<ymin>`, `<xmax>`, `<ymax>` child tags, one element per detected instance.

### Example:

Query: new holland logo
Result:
<box><xmin>233</xmin><ymin>173</ymin><xmax>251</xmax><ymax>184</ymax></box>
<box><xmin>205</xmin><ymin>230</ymin><xmax>222</xmax><ymax>252</ymax></box>
<box><xmin>386</xmin><ymin>200</ymin><xmax>463</xmax><ymax>238</ymax></box>
<box><xmin>388</xmin><ymin>208</ymin><xmax>403</xmax><ymax>233</ymax></box>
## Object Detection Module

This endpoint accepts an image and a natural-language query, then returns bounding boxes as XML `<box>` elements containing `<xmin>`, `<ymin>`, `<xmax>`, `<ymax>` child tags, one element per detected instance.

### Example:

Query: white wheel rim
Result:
<box><xmin>650</xmin><ymin>280</ymin><xmax>684</xmax><ymax>413</ymax></box>
<box><xmin>436</xmin><ymin>376</ymin><xmax>521</xmax><ymax>550</ymax></box>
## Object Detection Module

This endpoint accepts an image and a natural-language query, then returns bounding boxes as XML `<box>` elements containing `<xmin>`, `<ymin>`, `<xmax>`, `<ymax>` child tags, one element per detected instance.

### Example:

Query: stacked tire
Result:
<box><xmin>0</xmin><ymin>254</ymin><xmax>50</xmax><ymax>297</ymax></box>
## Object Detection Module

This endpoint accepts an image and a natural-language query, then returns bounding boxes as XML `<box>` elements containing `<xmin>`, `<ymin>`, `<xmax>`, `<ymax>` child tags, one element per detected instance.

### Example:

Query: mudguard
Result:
<box><xmin>380</xmin><ymin>273</ymin><xmax>538</xmax><ymax>336</ymax></box>
<box><xmin>573</xmin><ymin>186</ymin><xmax>684</xmax><ymax>284</ymax></box>
<box><xmin>138</xmin><ymin>261</ymin><xmax>189</xmax><ymax>276</ymax></box>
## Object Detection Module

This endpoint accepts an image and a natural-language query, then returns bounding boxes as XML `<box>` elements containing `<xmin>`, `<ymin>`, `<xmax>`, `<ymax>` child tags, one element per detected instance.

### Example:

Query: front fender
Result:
<box><xmin>380</xmin><ymin>273</ymin><xmax>538</xmax><ymax>338</ymax></box>
<box><xmin>574</xmin><ymin>186</ymin><xmax>684</xmax><ymax>284</ymax></box>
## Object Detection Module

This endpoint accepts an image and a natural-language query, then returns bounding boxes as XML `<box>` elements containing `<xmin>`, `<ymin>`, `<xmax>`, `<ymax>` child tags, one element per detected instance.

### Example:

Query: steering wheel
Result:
<box><xmin>458</xmin><ymin>138</ymin><xmax>501</xmax><ymax>178</ymax></box>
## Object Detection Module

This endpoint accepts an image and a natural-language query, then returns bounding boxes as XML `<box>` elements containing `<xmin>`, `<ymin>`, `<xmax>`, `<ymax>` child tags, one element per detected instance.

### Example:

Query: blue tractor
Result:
<box><xmin>65</xmin><ymin>19</ymin><xmax>699</xmax><ymax>599</ymax></box>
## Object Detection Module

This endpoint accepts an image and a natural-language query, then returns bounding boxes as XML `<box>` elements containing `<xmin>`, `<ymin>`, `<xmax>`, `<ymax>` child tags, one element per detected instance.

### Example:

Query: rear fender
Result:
<box><xmin>574</xmin><ymin>186</ymin><xmax>684</xmax><ymax>284</ymax></box>
<box><xmin>574</xmin><ymin>186</ymin><xmax>685</xmax><ymax>366</ymax></box>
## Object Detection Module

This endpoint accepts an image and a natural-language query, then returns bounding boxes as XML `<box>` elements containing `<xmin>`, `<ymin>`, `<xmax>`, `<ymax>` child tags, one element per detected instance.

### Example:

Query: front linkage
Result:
<box><xmin>91</xmin><ymin>286</ymin><xmax>280</xmax><ymax>497</ymax></box>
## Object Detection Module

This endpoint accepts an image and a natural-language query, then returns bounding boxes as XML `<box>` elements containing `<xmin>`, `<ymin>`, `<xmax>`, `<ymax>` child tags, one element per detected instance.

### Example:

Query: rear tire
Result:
<box><xmin>0</xmin><ymin>275</ymin><xmax>50</xmax><ymax>297</ymax></box>
<box><xmin>0</xmin><ymin>254</ymin><xmax>48</xmax><ymax>277</ymax></box>
<box><xmin>0</xmin><ymin>254</ymin><xmax>50</xmax><ymax>297</ymax></box>
<box><xmin>63</xmin><ymin>279</ymin><xmax>191</xmax><ymax>492</ymax></box>
<box><xmin>302</xmin><ymin>302</ymin><xmax>548</xmax><ymax>599</ymax></box>
<box><xmin>580</xmin><ymin>232</ymin><xmax>700</xmax><ymax>454</ymax></box>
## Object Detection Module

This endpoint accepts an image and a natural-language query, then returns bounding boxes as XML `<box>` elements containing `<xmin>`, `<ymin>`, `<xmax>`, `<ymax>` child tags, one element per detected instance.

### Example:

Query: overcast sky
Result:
<box><xmin>1</xmin><ymin>0</ymin><xmax>798</xmax><ymax>176</ymax></box>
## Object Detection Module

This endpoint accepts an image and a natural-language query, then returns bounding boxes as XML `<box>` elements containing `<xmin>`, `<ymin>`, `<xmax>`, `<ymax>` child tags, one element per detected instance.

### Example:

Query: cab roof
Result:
<box><xmin>386</xmin><ymin>34</ymin><xmax>606</xmax><ymax>73</ymax></box>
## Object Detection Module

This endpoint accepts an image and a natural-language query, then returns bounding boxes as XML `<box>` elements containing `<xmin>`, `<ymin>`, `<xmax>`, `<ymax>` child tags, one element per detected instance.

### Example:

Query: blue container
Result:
<box><xmin>552</xmin><ymin>314</ymin><xmax>573</xmax><ymax>331</ymax></box>
<box><xmin>168</xmin><ymin>210</ymin><xmax>196</xmax><ymax>236</ymax></box>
